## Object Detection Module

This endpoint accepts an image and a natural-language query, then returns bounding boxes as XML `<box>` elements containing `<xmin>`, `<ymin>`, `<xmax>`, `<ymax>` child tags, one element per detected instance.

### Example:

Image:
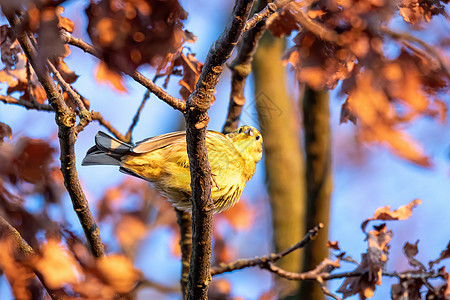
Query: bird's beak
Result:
<box><xmin>245</xmin><ymin>127</ymin><xmax>254</xmax><ymax>136</ymax></box>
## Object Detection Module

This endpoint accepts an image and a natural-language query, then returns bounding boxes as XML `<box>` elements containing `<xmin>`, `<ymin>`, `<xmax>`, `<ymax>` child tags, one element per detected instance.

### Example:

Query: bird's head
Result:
<box><xmin>228</xmin><ymin>125</ymin><xmax>263</xmax><ymax>164</ymax></box>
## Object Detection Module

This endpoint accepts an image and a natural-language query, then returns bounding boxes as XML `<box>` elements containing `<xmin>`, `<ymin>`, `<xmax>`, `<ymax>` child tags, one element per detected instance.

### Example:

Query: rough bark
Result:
<box><xmin>252</xmin><ymin>32</ymin><xmax>305</xmax><ymax>297</ymax></box>
<box><xmin>184</xmin><ymin>1</ymin><xmax>254</xmax><ymax>299</ymax></box>
<box><xmin>176</xmin><ymin>209</ymin><xmax>192</xmax><ymax>299</ymax></box>
<box><xmin>298</xmin><ymin>86</ymin><xmax>332</xmax><ymax>300</ymax></box>
<box><xmin>223</xmin><ymin>0</ymin><xmax>268</xmax><ymax>134</ymax></box>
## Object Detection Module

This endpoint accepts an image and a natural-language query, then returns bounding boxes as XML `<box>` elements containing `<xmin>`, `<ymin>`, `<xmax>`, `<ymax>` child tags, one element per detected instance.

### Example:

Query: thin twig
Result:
<box><xmin>382</xmin><ymin>27</ymin><xmax>450</xmax><ymax>78</ymax></box>
<box><xmin>293</xmin><ymin>8</ymin><xmax>341</xmax><ymax>44</ymax></box>
<box><xmin>0</xmin><ymin>92</ymin><xmax>128</xmax><ymax>142</ymax></box>
<box><xmin>46</xmin><ymin>61</ymin><xmax>93</xmax><ymax>133</ymax></box>
<box><xmin>125</xmin><ymin>90</ymin><xmax>150</xmax><ymax>143</ymax></box>
<box><xmin>319</xmin><ymin>283</ymin><xmax>343</xmax><ymax>300</ymax></box>
<box><xmin>131</xmin><ymin>278</ymin><xmax>181</xmax><ymax>295</ymax></box>
<box><xmin>259</xmin><ymin>262</ymin><xmax>446</xmax><ymax>284</ymax></box>
<box><xmin>0</xmin><ymin>94</ymin><xmax>53</xmax><ymax>111</ymax></box>
<box><xmin>323</xmin><ymin>271</ymin><xmax>445</xmax><ymax>281</ymax></box>
<box><xmin>0</xmin><ymin>216</ymin><xmax>34</xmax><ymax>255</ymax></box>
<box><xmin>211</xmin><ymin>223</ymin><xmax>323</xmax><ymax>276</ymax></box>
<box><xmin>244</xmin><ymin>0</ymin><xmax>294</xmax><ymax>31</ymax></box>
<box><xmin>60</xmin><ymin>31</ymin><xmax>186</xmax><ymax>112</ymax></box>
<box><xmin>91</xmin><ymin>111</ymin><xmax>128</xmax><ymax>142</ymax></box>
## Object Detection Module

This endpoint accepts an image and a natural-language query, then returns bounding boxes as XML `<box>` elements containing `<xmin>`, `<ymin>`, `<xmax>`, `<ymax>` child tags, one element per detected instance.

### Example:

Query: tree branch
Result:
<box><xmin>244</xmin><ymin>0</ymin><xmax>295</xmax><ymax>31</ymax></box>
<box><xmin>382</xmin><ymin>27</ymin><xmax>450</xmax><ymax>78</ymax></box>
<box><xmin>90</xmin><ymin>111</ymin><xmax>128</xmax><ymax>142</ymax></box>
<box><xmin>0</xmin><ymin>216</ymin><xmax>34</xmax><ymax>255</ymax></box>
<box><xmin>4</xmin><ymin>11</ymin><xmax>105</xmax><ymax>258</ymax></box>
<box><xmin>293</xmin><ymin>8</ymin><xmax>341</xmax><ymax>44</ymax></box>
<box><xmin>46</xmin><ymin>61</ymin><xmax>92</xmax><ymax>133</ymax></box>
<box><xmin>223</xmin><ymin>0</ymin><xmax>268</xmax><ymax>134</ymax></box>
<box><xmin>261</xmin><ymin>264</ymin><xmax>446</xmax><ymax>282</ymax></box>
<box><xmin>175</xmin><ymin>209</ymin><xmax>192</xmax><ymax>299</ymax></box>
<box><xmin>184</xmin><ymin>1</ymin><xmax>254</xmax><ymax>299</ymax></box>
<box><xmin>60</xmin><ymin>31</ymin><xmax>186</xmax><ymax>112</ymax></box>
<box><xmin>211</xmin><ymin>223</ymin><xmax>323</xmax><ymax>276</ymax></box>
<box><xmin>0</xmin><ymin>92</ymin><xmax>128</xmax><ymax>142</ymax></box>
<box><xmin>125</xmin><ymin>90</ymin><xmax>150</xmax><ymax>142</ymax></box>
<box><xmin>0</xmin><ymin>94</ymin><xmax>53</xmax><ymax>111</ymax></box>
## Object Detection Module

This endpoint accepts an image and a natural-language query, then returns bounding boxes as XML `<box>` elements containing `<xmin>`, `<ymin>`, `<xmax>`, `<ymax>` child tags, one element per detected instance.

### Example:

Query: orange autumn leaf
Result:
<box><xmin>0</xmin><ymin>239</ymin><xmax>35</xmax><ymax>300</ymax></box>
<box><xmin>33</xmin><ymin>239</ymin><xmax>80</xmax><ymax>289</ymax></box>
<box><xmin>345</xmin><ymin>72</ymin><xmax>431</xmax><ymax>167</ymax></box>
<box><xmin>210</xmin><ymin>278</ymin><xmax>232</xmax><ymax>296</ymax></box>
<box><xmin>15</xmin><ymin>137</ymin><xmax>55</xmax><ymax>183</ymax></box>
<box><xmin>0</xmin><ymin>122</ymin><xmax>12</xmax><ymax>141</ymax></box>
<box><xmin>178</xmin><ymin>53</ymin><xmax>203</xmax><ymax>101</ymax></box>
<box><xmin>115</xmin><ymin>215</ymin><xmax>147</xmax><ymax>249</ymax></box>
<box><xmin>97</xmin><ymin>254</ymin><xmax>140</xmax><ymax>293</ymax></box>
<box><xmin>95</xmin><ymin>61</ymin><xmax>127</xmax><ymax>93</ymax></box>
<box><xmin>361</xmin><ymin>199</ymin><xmax>422</xmax><ymax>232</ymax></box>
<box><xmin>55</xmin><ymin>6</ymin><xmax>74</xmax><ymax>33</ymax></box>
<box><xmin>220</xmin><ymin>200</ymin><xmax>254</xmax><ymax>231</ymax></box>
<box><xmin>32</xmin><ymin>85</ymin><xmax>47</xmax><ymax>104</ymax></box>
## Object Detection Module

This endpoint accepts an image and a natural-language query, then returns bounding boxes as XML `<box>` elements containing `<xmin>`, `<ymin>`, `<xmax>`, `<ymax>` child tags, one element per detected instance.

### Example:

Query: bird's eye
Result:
<box><xmin>238</xmin><ymin>128</ymin><xmax>243</xmax><ymax>133</ymax></box>
<box><xmin>256</xmin><ymin>135</ymin><xmax>260</xmax><ymax>141</ymax></box>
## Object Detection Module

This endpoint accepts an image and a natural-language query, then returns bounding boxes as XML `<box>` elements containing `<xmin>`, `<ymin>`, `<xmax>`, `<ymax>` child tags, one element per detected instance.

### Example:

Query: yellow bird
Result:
<box><xmin>82</xmin><ymin>125</ymin><xmax>263</xmax><ymax>213</ymax></box>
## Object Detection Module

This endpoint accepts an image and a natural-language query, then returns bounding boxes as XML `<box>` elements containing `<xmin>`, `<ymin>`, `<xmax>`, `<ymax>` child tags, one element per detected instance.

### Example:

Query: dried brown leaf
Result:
<box><xmin>403</xmin><ymin>240</ymin><xmax>426</xmax><ymax>270</ymax></box>
<box><xmin>13</xmin><ymin>138</ymin><xmax>54</xmax><ymax>184</ymax></box>
<box><xmin>0</xmin><ymin>122</ymin><xmax>12</xmax><ymax>141</ymax></box>
<box><xmin>391</xmin><ymin>277</ymin><xmax>423</xmax><ymax>300</ymax></box>
<box><xmin>429</xmin><ymin>241</ymin><xmax>450</xmax><ymax>268</ymax></box>
<box><xmin>32</xmin><ymin>239</ymin><xmax>80</xmax><ymax>289</ymax></box>
<box><xmin>0</xmin><ymin>239</ymin><xmax>36</xmax><ymax>300</ymax></box>
<box><xmin>338</xmin><ymin>225</ymin><xmax>391</xmax><ymax>299</ymax></box>
<box><xmin>95</xmin><ymin>61</ymin><xmax>128</xmax><ymax>93</ymax></box>
<box><xmin>327</xmin><ymin>241</ymin><xmax>341</xmax><ymax>251</ymax></box>
<box><xmin>361</xmin><ymin>199</ymin><xmax>422</xmax><ymax>232</ymax></box>
<box><xmin>97</xmin><ymin>255</ymin><xmax>140</xmax><ymax>293</ymax></box>
<box><xmin>340</xmin><ymin>98</ymin><xmax>357</xmax><ymax>125</ymax></box>
<box><xmin>268</xmin><ymin>6</ymin><xmax>300</xmax><ymax>37</ymax></box>
<box><xmin>86</xmin><ymin>0</ymin><xmax>191</xmax><ymax>73</ymax></box>
<box><xmin>347</xmin><ymin>72</ymin><xmax>432</xmax><ymax>167</ymax></box>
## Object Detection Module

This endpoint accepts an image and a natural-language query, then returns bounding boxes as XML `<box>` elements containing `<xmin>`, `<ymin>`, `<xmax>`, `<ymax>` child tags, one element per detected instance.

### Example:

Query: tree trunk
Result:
<box><xmin>297</xmin><ymin>86</ymin><xmax>332</xmax><ymax>300</ymax></box>
<box><xmin>252</xmin><ymin>32</ymin><xmax>306</xmax><ymax>297</ymax></box>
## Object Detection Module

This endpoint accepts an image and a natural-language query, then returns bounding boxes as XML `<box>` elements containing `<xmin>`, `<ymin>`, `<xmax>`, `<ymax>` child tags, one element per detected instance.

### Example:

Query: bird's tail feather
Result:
<box><xmin>81</xmin><ymin>131</ymin><xmax>132</xmax><ymax>166</ymax></box>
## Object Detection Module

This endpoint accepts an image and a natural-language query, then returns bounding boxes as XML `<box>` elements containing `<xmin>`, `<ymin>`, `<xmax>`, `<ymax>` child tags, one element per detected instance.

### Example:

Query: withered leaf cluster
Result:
<box><xmin>325</xmin><ymin>200</ymin><xmax>450</xmax><ymax>299</ymax></box>
<box><xmin>274</xmin><ymin>0</ymin><xmax>449</xmax><ymax>166</ymax></box>
<box><xmin>86</xmin><ymin>0</ymin><xmax>192</xmax><ymax>74</ymax></box>
<box><xmin>399</xmin><ymin>0</ymin><xmax>449</xmax><ymax>24</ymax></box>
<box><xmin>0</xmin><ymin>8</ymin><xmax>79</xmax><ymax>107</ymax></box>
<box><xmin>0</xmin><ymin>235</ymin><xmax>142</xmax><ymax>299</ymax></box>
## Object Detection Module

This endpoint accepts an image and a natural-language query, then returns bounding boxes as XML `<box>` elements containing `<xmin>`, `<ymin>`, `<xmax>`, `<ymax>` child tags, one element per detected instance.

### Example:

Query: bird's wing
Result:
<box><xmin>131</xmin><ymin>130</ymin><xmax>243</xmax><ymax>176</ymax></box>
<box><xmin>131</xmin><ymin>131</ymin><xmax>186</xmax><ymax>153</ymax></box>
